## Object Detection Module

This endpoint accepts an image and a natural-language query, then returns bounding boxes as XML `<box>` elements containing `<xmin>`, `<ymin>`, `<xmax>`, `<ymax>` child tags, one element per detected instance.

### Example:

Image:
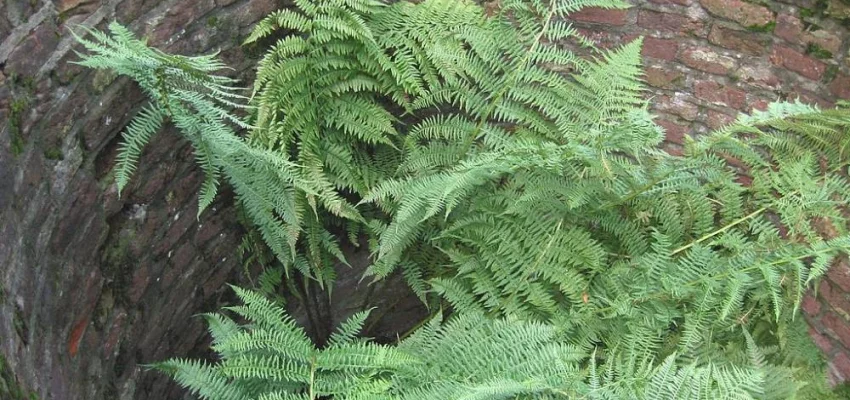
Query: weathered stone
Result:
<box><xmin>644</xmin><ymin>66</ymin><xmax>684</xmax><ymax>89</ymax></box>
<box><xmin>654</xmin><ymin>94</ymin><xmax>700</xmax><ymax>120</ymax></box>
<box><xmin>570</xmin><ymin>7</ymin><xmax>629</xmax><ymax>25</ymax></box>
<box><xmin>708</xmin><ymin>24</ymin><xmax>770</xmax><ymax>55</ymax></box>
<box><xmin>803</xmin><ymin>293</ymin><xmax>822</xmax><ymax>317</ymax></box>
<box><xmin>656</xmin><ymin>119</ymin><xmax>689</xmax><ymax>144</ymax></box>
<box><xmin>809</xmin><ymin>327</ymin><xmax>833</xmax><ymax>353</ymax></box>
<box><xmin>700</xmin><ymin>0</ymin><xmax>774</xmax><ymax>27</ymax></box>
<box><xmin>637</xmin><ymin>9</ymin><xmax>706</xmax><ymax>36</ymax></box>
<box><xmin>680</xmin><ymin>46</ymin><xmax>736</xmax><ymax>74</ymax></box>
<box><xmin>642</xmin><ymin>36</ymin><xmax>679</xmax><ymax>60</ymax></box>
<box><xmin>829</xmin><ymin>74</ymin><xmax>850</xmax><ymax>100</ymax></box>
<box><xmin>737</xmin><ymin>63</ymin><xmax>781</xmax><ymax>89</ymax></box>
<box><xmin>770</xmin><ymin>45</ymin><xmax>827</xmax><ymax>80</ymax></box>
<box><xmin>694</xmin><ymin>80</ymin><xmax>747</xmax><ymax>110</ymax></box>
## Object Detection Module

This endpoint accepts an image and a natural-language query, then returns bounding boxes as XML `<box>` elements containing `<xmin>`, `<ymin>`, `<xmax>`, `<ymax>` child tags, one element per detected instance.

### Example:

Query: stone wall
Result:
<box><xmin>564</xmin><ymin>0</ymin><xmax>850</xmax><ymax>384</ymax></box>
<box><xmin>0</xmin><ymin>2</ymin><xmax>428</xmax><ymax>398</ymax></box>
<box><xmin>0</xmin><ymin>1</ymin><xmax>281</xmax><ymax>399</ymax></box>
<box><xmin>2</xmin><ymin>0</ymin><xmax>850</xmax><ymax>399</ymax></box>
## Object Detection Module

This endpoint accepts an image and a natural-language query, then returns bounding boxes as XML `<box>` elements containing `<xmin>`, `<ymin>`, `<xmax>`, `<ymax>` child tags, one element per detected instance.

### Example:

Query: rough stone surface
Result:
<box><xmin>0</xmin><ymin>1</ymin><xmax>426</xmax><ymax>399</ymax></box>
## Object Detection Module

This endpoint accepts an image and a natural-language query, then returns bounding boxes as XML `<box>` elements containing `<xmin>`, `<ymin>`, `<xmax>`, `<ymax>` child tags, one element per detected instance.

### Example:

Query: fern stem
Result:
<box><xmin>308</xmin><ymin>354</ymin><xmax>317</xmax><ymax>400</ymax></box>
<box><xmin>670</xmin><ymin>206</ymin><xmax>768</xmax><ymax>256</ymax></box>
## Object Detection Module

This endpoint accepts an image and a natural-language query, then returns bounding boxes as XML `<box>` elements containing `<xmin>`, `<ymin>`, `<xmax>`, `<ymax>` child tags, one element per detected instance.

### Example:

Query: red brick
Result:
<box><xmin>700</xmin><ymin>0</ymin><xmax>774</xmax><ymax>27</ymax></box>
<box><xmin>788</xmin><ymin>91</ymin><xmax>834</xmax><ymax>109</ymax></box>
<box><xmin>642</xmin><ymin>37</ymin><xmax>678</xmax><ymax>60</ymax></box>
<box><xmin>637</xmin><ymin>10</ymin><xmax>706</xmax><ymax>36</ymax></box>
<box><xmin>809</xmin><ymin>327</ymin><xmax>833</xmax><ymax>353</ymax></box>
<box><xmin>775</xmin><ymin>14</ymin><xmax>803</xmax><ymax>43</ymax></box>
<box><xmin>655</xmin><ymin>94</ymin><xmax>700</xmax><ymax>121</ymax></box>
<box><xmin>821</xmin><ymin>280</ymin><xmax>850</xmax><ymax>317</ymax></box>
<box><xmin>680</xmin><ymin>47</ymin><xmax>736</xmax><ymax>74</ymax></box>
<box><xmin>828</xmin><ymin>258</ymin><xmax>850</xmax><ymax>292</ymax></box>
<box><xmin>695</xmin><ymin>81</ymin><xmax>748</xmax><ymax>110</ymax></box>
<box><xmin>831</xmin><ymin>352</ymin><xmax>850</xmax><ymax>382</ymax></box>
<box><xmin>813</xmin><ymin>216</ymin><xmax>841</xmax><ymax>240</ymax></box>
<box><xmin>802</xmin><ymin>293</ymin><xmax>822</xmax><ymax>317</ymax></box>
<box><xmin>663</xmin><ymin>143</ymin><xmax>685</xmax><ymax>156</ymax></box>
<box><xmin>822</xmin><ymin>311</ymin><xmax>850</xmax><ymax>349</ymax></box>
<box><xmin>706</xmin><ymin>109</ymin><xmax>737</xmax><ymax>129</ymax></box>
<box><xmin>657</xmin><ymin>119</ymin><xmax>689</xmax><ymax>144</ymax></box>
<box><xmin>708</xmin><ymin>25</ymin><xmax>769</xmax><ymax>56</ymax></box>
<box><xmin>830</xmin><ymin>74</ymin><xmax>850</xmax><ymax>100</ymax></box>
<box><xmin>751</xmin><ymin>98</ymin><xmax>771</xmax><ymax>111</ymax></box>
<box><xmin>570</xmin><ymin>7</ymin><xmax>628</xmax><ymax>25</ymax></box>
<box><xmin>775</xmin><ymin>14</ymin><xmax>841</xmax><ymax>55</ymax></box>
<box><xmin>644</xmin><ymin>66</ymin><xmax>684</xmax><ymax>89</ymax></box>
<box><xmin>770</xmin><ymin>45</ymin><xmax>827</xmax><ymax>80</ymax></box>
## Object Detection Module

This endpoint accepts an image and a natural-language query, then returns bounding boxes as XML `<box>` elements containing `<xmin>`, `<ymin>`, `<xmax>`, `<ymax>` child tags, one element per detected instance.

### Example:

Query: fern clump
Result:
<box><xmin>159</xmin><ymin>286</ymin><xmax>805</xmax><ymax>399</ymax></box>
<box><xmin>73</xmin><ymin>0</ymin><xmax>850</xmax><ymax>398</ymax></box>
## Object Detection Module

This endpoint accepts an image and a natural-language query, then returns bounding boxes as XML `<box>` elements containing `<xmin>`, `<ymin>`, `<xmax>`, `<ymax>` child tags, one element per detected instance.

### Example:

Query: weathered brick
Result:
<box><xmin>642</xmin><ymin>37</ymin><xmax>679</xmax><ymax>60</ymax></box>
<box><xmin>737</xmin><ymin>64</ymin><xmax>780</xmax><ymax>89</ymax></box>
<box><xmin>775</xmin><ymin>14</ymin><xmax>841</xmax><ymax>55</ymax></box>
<box><xmin>829</xmin><ymin>74</ymin><xmax>850</xmax><ymax>100</ymax></box>
<box><xmin>809</xmin><ymin>327</ymin><xmax>833</xmax><ymax>353</ymax></box>
<box><xmin>708</xmin><ymin>25</ymin><xmax>770</xmax><ymax>55</ymax></box>
<box><xmin>706</xmin><ymin>109</ymin><xmax>737</xmax><ymax>128</ymax></box>
<box><xmin>657</xmin><ymin>119</ymin><xmax>690</xmax><ymax>144</ymax></box>
<box><xmin>570</xmin><ymin>7</ymin><xmax>628</xmax><ymax>25</ymax></box>
<box><xmin>655</xmin><ymin>94</ymin><xmax>700</xmax><ymax>120</ymax></box>
<box><xmin>637</xmin><ymin>10</ymin><xmax>706</xmax><ymax>36</ymax></box>
<box><xmin>644</xmin><ymin>66</ymin><xmax>684</xmax><ymax>89</ymax></box>
<box><xmin>821</xmin><ymin>280</ymin><xmax>850</xmax><ymax>318</ymax></box>
<box><xmin>770</xmin><ymin>45</ymin><xmax>827</xmax><ymax>80</ymax></box>
<box><xmin>751</xmin><ymin>98</ymin><xmax>771</xmax><ymax>111</ymax></box>
<box><xmin>831</xmin><ymin>352</ymin><xmax>850</xmax><ymax>382</ymax></box>
<box><xmin>680</xmin><ymin>47</ymin><xmax>736</xmax><ymax>74</ymax></box>
<box><xmin>700</xmin><ymin>0</ymin><xmax>774</xmax><ymax>27</ymax></box>
<box><xmin>802</xmin><ymin>293</ymin><xmax>822</xmax><ymax>317</ymax></box>
<box><xmin>822</xmin><ymin>311</ymin><xmax>850</xmax><ymax>348</ymax></box>
<box><xmin>827</xmin><ymin>258</ymin><xmax>850</xmax><ymax>292</ymax></box>
<box><xmin>788</xmin><ymin>90</ymin><xmax>835</xmax><ymax>108</ymax></box>
<box><xmin>695</xmin><ymin>81</ymin><xmax>748</xmax><ymax>110</ymax></box>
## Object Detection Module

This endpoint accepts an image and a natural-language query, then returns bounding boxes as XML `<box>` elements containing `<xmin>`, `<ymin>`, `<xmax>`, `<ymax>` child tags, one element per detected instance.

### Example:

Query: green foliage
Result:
<box><xmin>72</xmin><ymin>22</ymin><xmax>361</xmax><ymax>286</ymax></box>
<box><xmin>75</xmin><ymin>0</ymin><xmax>850</xmax><ymax>398</ymax></box>
<box><xmin>158</xmin><ymin>287</ymin><xmax>801</xmax><ymax>399</ymax></box>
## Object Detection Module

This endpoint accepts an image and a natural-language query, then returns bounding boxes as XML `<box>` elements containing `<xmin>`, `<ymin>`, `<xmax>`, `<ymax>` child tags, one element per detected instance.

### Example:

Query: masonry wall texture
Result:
<box><xmin>0</xmin><ymin>1</ymin><xmax>431</xmax><ymax>399</ymax></box>
<box><xmin>0</xmin><ymin>0</ymin><xmax>849</xmax><ymax>399</ymax></box>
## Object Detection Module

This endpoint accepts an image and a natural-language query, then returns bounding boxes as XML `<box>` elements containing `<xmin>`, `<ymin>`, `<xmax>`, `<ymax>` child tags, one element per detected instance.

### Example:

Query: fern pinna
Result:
<box><xmin>73</xmin><ymin>0</ymin><xmax>850</xmax><ymax>398</ymax></box>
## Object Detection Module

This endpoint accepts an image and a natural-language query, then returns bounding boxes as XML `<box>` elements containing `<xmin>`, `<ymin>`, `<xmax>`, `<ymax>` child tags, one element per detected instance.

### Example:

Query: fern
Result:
<box><xmin>75</xmin><ymin>0</ymin><xmax>850</xmax><ymax>398</ymax></box>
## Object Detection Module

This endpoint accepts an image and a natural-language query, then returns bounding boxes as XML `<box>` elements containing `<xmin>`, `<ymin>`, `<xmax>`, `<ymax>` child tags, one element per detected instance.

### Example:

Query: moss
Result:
<box><xmin>823</xmin><ymin>65</ymin><xmax>839</xmax><ymax>83</ymax></box>
<box><xmin>746</xmin><ymin>20</ymin><xmax>776</xmax><ymax>32</ymax></box>
<box><xmin>800</xmin><ymin>7</ymin><xmax>816</xmax><ymax>17</ymax></box>
<box><xmin>806</xmin><ymin>43</ymin><xmax>834</xmax><ymax>59</ymax></box>
<box><xmin>91</xmin><ymin>69</ymin><xmax>117</xmax><ymax>93</ymax></box>
<box><xmin>0</xmin><ymin>355</ymin><xmax>38</xmax><ymax>400</ymax></box>
<box><xmin>43</xmin><ymin>147</ymin><xmax>64</xmax><ymax>161</ymax></box>
<box><xmin>8</xmin><ymin>98</ymin><xmax>29</xmax><ymax>156</ymax></box>
<box><xmin>206</xmin><ymin>16</ymin><xmax>220</xmax><ymax>28</ymax></box>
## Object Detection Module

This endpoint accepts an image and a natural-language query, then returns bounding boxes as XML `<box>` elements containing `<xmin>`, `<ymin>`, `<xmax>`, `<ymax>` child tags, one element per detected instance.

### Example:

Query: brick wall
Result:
<box><xmin>567</xmin><ymin>0</ymin><xmax>850</xmax><ymax>384</ymax></box>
